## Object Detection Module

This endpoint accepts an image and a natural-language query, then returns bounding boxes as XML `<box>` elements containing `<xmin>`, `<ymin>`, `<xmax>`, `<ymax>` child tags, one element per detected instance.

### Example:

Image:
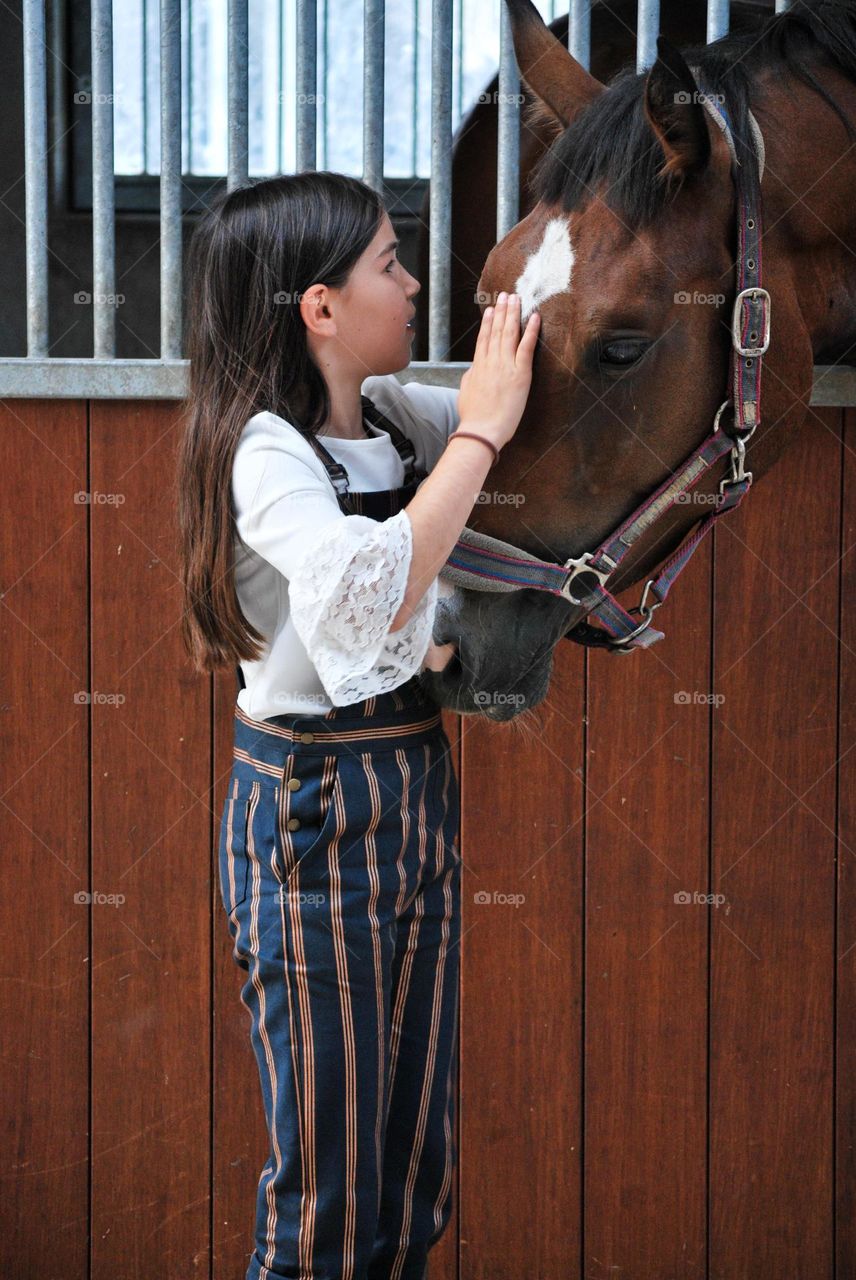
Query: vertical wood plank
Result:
<box><xmin>585</xmin><ymin>545</ymin><xmax>712</xmax><ymax>1277</ymax></box>
<box><xmin>459</xmin><ymin>643</ymin><xmax>584</xmax><ymax>1280</ymax></box>
<box><xmin>426</xmin><ymin>707</ymin><xmax>462</xmax><ymax>1280</ymax></box>
<box><xmin>213</xmin><ymin>671</ymin><xmax>270</xmax><ymax>1280</ymax></box>
<box><xmin>837</xmin><ymin>407</ymin><xmax>855</xmax><ymax>1275</ymax></box>
<box><xmin>90</xmin><ymin>401</ymin><xmax>213</xmax><ymax>1279</ymax></box>
<box><xmin>0</xmin><ymin>400</ymin><xmax>89</xmax><ymax>1280</ymax></box>
<box><xmin>711</xmin><ymin>408</ymin><xmax>841</xmax><ymax>1276</ymax></box>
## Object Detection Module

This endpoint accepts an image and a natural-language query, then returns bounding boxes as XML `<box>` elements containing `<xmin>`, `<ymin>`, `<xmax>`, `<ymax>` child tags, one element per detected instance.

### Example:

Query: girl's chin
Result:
<box><xmin>373</xmin><ymin>353</ymin><xmax>413</xmax><ymax>376</ymax></box>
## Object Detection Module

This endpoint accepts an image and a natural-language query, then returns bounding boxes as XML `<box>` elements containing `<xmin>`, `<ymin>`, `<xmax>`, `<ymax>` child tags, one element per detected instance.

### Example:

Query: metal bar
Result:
<box><xmin>321</xmin><ymin>0</ymin><xmax>329</xmax><ymax>167</ymax></box>
<box><xmin>497</xmin><ymin>0</ymin><xmax>520</xmax><ymax>240</ymax></box>
<box><xmin>49</xmin><ymin>0</ymin><xmax>67</xmax><ymax>210</ymax></box>
<box><xmin>429</xmin><ymin>0</ymin><xmax>452</xmax><ymax>360</ymax></box>
<box><xmin>23</xmin><ymin>0</ymin><xmax>49</xmax><ymax>357</ymax></box>
<box><xmin>706</xmin><ymin>0</ymin><xmax>729</xmax><ymax>43</ymax></box>
<box><xmin>568</xmin><ymin>0</ymin><xmax>591</xmax><ymax>70</ymax></box>
<box><xmin>186</xmin><ymin>0</ymin><xmax>193</xmax><ymax>172</ymax></box>
<box><xmin>636</xmin><ymin>0</ymin><xmax>660</xmax><ymax>73</ymax></box>
<box><xmin>277</xmin><ymin>0</ymin><xmax>284</xmax><ymax>170</ymax></box>
<box><xmin>142</xmin><ymin>0</ymin><xmax>149</xmax><ymax>168</ymax></box>
<box><xmin>91</xmin><ymin>0</ymin><xmax>116</xmax><ymax>357</ymax></box>
<box><xmin>160</xmin><ymin>0</ymin><xmax>182</xmax><ymax>358</ymax></box>
<box><xmin>227</xmin><ymin>0</ymin><xmax>248</xmax><ymax>189</ymax></box>
<box><xmin>0</xmin><ymin>360</ymin><xmax>851</xmax><ymax>405</ymax></box>
<box><xmin>296</xmin><ymin>0</ymin><xmax>317</xmax><ymax>170</ymax></box>
<box><xmin>455</xmin><ymin>0</ymin><xmax>463</xmax><ymax>123</ymax></box>
<box><xmin>363</xmin><ymin>0</ymin><xmax>385</xmax><ymax>192</ymax></box>
<box><xmin>411</xmin><ymin>0</ymin><xmax>419</xmax><ymax>176</ymax></box>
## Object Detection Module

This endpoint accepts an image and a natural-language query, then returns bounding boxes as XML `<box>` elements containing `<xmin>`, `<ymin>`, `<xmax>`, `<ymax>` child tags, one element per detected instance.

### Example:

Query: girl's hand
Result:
<box><xmin>457</xmin><ymin>292</ymin><xmax>541</xmax><ymax>451</ymax></box>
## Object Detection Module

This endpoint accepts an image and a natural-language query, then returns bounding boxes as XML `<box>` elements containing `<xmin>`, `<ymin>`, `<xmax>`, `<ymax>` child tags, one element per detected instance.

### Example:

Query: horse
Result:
<box><xmin>419</xmin><ymin>0</ymin><xmax>856</xmax><ymax>721</ymax></box>
<box><xmin>413</xmin><ymin>0</ymin><xmax>775</xmax><ymax>365</ymax></box>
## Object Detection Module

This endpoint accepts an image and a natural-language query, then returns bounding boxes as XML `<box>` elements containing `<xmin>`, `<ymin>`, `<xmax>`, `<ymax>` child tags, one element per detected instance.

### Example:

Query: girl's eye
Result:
<box><xmin>385</xmin><ymin>257</ymin><xmax>396</xmax><ymax>273</ymax></box>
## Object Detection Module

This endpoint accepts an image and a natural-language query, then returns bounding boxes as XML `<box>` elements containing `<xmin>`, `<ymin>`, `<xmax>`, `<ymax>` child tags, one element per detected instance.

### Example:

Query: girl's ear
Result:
<box><xmin>299</xmin><ymin>284</ymin><xmax>336</xmax><ymax>337</ymax></box>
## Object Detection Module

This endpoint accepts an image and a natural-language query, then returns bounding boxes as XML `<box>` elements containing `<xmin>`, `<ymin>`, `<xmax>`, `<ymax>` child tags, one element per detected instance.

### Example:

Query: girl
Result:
<box><xmin>177</xmin><ymin>171</ymin><xmax>540</xmax><ymax>1280</ymax></box>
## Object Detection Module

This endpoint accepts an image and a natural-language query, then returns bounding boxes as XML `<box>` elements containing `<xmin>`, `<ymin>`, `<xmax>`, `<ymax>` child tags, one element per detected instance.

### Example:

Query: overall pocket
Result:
<box><xmin>274</xmin><ymin>754</ymin><xmax>342</xmax><ymax>890</ymax></box>
<box><xmin>217</xmin><ymin>777</ymin><xmax>253</xmax><ymax>913</ymax></box>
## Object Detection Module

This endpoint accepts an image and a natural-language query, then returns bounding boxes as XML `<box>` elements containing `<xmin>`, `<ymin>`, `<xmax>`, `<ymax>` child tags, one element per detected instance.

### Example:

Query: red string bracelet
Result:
<box><xmin>447</xmin><ymin>430</ymin><xmax>500</xmax><ymax>469</ymax></box>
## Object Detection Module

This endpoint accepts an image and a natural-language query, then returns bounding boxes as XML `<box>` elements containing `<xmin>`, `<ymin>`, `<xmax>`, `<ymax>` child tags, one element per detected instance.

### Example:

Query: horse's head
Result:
<box><xmin>423</xmin><ymin>0</ymin><xmax>814</xmax><ymax>721</ymax></box>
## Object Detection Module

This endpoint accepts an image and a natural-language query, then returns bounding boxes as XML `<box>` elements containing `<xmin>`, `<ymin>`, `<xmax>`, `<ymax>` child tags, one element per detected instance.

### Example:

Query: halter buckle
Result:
<box><xmin>731</xmin><ymin>286</ymin><xmax>771</xmax><ymax>357</ymax></box>
<box><xmin>560</xmin><ymin>551</ymin><xmax>614</xmax><ymax>606</ymax></box>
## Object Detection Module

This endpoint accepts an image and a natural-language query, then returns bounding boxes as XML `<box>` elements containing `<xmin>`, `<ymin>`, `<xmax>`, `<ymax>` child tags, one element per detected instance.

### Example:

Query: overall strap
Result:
<box><xmin>359</xmin><ymin>396</ymin><xmax>420</xmax><ymax>475</ymax></box>
<box><xmin>300</xmin><ymin>396</ymin><xmax>422</xmax><ymax>504</ymax></box>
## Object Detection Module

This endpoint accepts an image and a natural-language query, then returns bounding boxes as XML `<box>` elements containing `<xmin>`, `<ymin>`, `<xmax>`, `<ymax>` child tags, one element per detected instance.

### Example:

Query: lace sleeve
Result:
<box><xmin>287</xmin><ymin>508</ymin><xmax>438</xmax><ymax>706</ymax></box>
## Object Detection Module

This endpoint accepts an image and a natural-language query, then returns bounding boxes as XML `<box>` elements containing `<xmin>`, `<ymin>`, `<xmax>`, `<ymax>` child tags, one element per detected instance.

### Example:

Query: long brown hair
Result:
<box><xmin>176</xmin><ymin>172</ymin><xmax>385</xmax><ymax>675</ymax></box>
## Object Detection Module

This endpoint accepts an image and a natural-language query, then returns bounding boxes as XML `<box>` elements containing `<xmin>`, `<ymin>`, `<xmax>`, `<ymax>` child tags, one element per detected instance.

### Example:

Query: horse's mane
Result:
<box><xmin>531</xmin><ymin>0</ymin><xmax>856</xmax><ymax>230</ymax></box>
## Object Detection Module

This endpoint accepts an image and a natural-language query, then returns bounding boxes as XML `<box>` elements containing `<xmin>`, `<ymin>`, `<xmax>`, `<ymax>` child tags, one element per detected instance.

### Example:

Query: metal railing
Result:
<box><xmin>6</xmin><ymin>0</ymin><xmax>851</xmax><ymax>406</ymax></box>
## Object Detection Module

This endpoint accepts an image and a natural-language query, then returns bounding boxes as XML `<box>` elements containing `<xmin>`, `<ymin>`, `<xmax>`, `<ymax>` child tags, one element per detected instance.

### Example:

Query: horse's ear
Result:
<box><xmin>643</xmin><ymin>35</ymin><xmax>711</xmax><ymax>181</ymax></box>
<box><xmin>505</xmin><ymin>0</ymin><xmax>605</xmax><ymax>129</ymax></box>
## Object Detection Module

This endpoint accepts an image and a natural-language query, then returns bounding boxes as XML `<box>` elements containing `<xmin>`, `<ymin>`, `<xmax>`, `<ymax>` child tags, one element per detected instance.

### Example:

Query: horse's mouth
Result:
<box><xmin>419</xmin><ymin>651</ymin><xmax>552</xmax><ymax>720</ymax></box>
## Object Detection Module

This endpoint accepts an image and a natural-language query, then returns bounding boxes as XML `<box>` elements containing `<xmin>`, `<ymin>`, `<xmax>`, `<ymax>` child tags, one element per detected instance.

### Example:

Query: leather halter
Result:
<box><xmin>440</xmin><ymin>72</ymin><xmax>771</xmax><ymax>654</ymax></box>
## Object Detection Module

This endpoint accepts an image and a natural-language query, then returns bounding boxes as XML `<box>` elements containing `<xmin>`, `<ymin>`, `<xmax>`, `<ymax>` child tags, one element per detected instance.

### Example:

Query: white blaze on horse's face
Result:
<box><xmin>513</xmin><ymin>217</ymin><xmax>574</xmax><ymax>322</ymax></box>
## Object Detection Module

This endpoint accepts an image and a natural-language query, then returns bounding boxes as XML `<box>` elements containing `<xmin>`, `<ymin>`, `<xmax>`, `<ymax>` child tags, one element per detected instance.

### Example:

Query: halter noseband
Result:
<box><xmin>439</xmin><ymin>71</ymin><xmax>771</xmax><ymax>654</ymax></box>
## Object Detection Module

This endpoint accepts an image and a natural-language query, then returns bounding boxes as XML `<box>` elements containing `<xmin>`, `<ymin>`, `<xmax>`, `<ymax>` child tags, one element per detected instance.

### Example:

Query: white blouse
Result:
<box><xmin>231</xmin><ymin>373</ymin><xmax>461</xmax><ymax>720</ymax></box>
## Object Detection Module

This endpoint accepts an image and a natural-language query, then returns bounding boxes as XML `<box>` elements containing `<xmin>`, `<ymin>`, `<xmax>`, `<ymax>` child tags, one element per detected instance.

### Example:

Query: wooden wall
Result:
<box><xmin>1</xmin><ymin>397</ymin><xmax>852</xmax><ymax>1279</ymax></box>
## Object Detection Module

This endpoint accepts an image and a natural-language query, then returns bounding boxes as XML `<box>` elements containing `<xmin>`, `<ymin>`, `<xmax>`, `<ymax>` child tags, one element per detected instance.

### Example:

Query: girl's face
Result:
<box><xmin>329</xmin><ymin>212</ymin><xmax>421</xmax><ymax>375</ymax></box>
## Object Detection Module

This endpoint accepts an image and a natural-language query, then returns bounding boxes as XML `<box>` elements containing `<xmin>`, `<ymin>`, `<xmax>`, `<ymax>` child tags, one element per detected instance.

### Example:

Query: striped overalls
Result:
<box><xmin>219</xmin><ymin>398</ymin><xmax>462</xmax><ymax>1280</ymax></box>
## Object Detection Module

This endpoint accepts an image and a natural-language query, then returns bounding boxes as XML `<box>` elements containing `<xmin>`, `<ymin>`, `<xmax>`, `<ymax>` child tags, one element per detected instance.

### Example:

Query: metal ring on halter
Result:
<box><xmin>607</xmin><ymin>579</ymin><xmax>663</xmax><ymax>653</ymax></box>
<box><xmin>712</xmin><ymin>399</ymin><xmax>731</xmax><ymax>433</ymax></box>
<box><xmin>559</xmin><ymin>551</ymin><xmax>613</xmax><ymax>606</ymax></box>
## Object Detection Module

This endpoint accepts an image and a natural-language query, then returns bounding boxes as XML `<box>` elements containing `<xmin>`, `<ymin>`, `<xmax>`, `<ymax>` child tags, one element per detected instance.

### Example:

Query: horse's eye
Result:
<box><xmin>598</xmin><ymin>337</ymin><xmax>650</xmax><ymax>367</ymax></box>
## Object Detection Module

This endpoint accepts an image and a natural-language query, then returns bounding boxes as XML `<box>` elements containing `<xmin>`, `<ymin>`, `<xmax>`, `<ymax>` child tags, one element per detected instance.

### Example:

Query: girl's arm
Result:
<box><xmin>391</xmin><ymin>291</ymin><xmax>540</xmax><ymax>631</ymax></box>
